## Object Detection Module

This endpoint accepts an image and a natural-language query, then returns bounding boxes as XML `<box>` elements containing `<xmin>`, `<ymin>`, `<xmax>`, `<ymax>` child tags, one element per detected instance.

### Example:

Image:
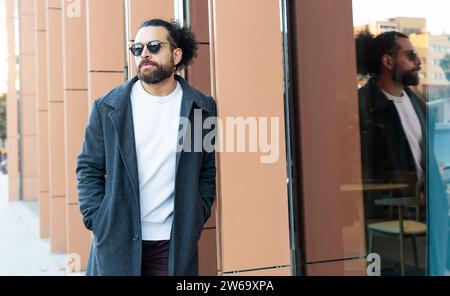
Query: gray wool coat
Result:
<box><xmin>76</xmin><ymin>74</ymin><xmax>217</xmax><ymax>276</ymax></box>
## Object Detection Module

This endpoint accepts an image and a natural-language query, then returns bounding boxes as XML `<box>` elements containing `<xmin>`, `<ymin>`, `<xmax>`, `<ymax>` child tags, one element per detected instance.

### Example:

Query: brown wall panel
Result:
<box><xmin>204</xmin><ymin>201</ymin><xmax>216</xmax><ymax>228</ymax></box>
<box><xmin>126</xmin><ymin>0</ymin><xmax>174</xmax><ymax>38</ymax></box>
<box><xmin>20</xmin><ymin>54</ymin><xmax>36</xmax><ymax>95</ymax></box>
<box><xmin>62</xmin><ymin>0</ymin><xmax>87</xmax><ymax>90</ymax></box>
<box><xmin>37</xmin><ymin>112</ymin><xmax>49</xmax><ymax>191</ymax></box>
<box><xmin>50</xmin><ymin>196</ymin><xmax>67</xmax><ymax>252</ymax></box>
<box><xmin>19</xmin><ymin>2</ymin><xmax>38</xmax><ymax>201</ymax></box>
<box><xmin>211</xmin><ymin>0</ymin><xmax>290</xmax><ymax>273</ymax></box>
<box><xmin>21</xmin><ymin>135</ymin><xmax>37</xmax><ymax>177</ymax></box>
<box><xmin>39</xmin><ymin>192</ymin><xmax>50</xmax><ymax>238</ymax></box>
<box><xmin>21</xmin><ymin>95</ymin><xmax>37</xmax><ymax>136</ymax></box>
<box><xmin>61</xmin><ymin>0</ymin><xmax>90</xmax><ymax>271</ymax></box>
<box><xmin>19</xmin><ymin>14</ymin><xmax>35</xmax><ymax>56</ymax></box>
<box><xmin>307</xmin><ymin>258</ymin><xmax>367</xmax><ymax>276</ymax></box>
<box><xmin>46</xmin><ymin>6</ymin><xmax>63</xmax><ymax>101</ymax></box>
<box><xmin>88</xmin><ymin>72</ymin><xmax>125</xmax><ymax>104</ymax></box>
<box><xmin>19</xmin><ymin>0</ymin><xmax>35</xmax><ymax>14</ymax></box>
<box><xmin>64</xmin><ymin>91</ymin><xmax>88</xmax><ymax>204</ymax></box>
<box><xmin>48</xmin><ymin>102</ymin><xmax>66</xmax><ymax>197</ymax></box>
<box><xmin>292</xmin><ymin>0</ymin><xmax>366</xmax><ymax>264</ymax></box>
<box><xmin>187</xmin><ymin>44</ymin><xmax>211</xmax><ymax>96</ymax></box>
<box><xmin>36</xmin><ymin>31</ymin><xmax>48</xmax><ymax>111</ymax></box>
<box><xmin>189</xmin><ymin>0</ymin><xmax>209</xmax><ymax>43</ymax></box>
<box><xmin>87</xmin><ymin>0</ymin><xmax>126</xmax><ymax>106</ymax></box>
<box><xmin>198</xmin><ymin>228</ymin><xmax>218</xmax><ymax>275</ymax></box>
<box><xmin>225</xmin><ymin>267</ymin><xmax>291</xmax><ymax>276</ymax></box>
<box><xmin>35</xmin><ymin>0</ymin><xmax>49</xmax><ymax>238</ymax></box>
<box><xmin>66</xmin><ymin>204</ymin><xmax>91</xmax><ymax>271</ymax></box>
<box><xmin>87</xmin><ymin>0</ymin><xmax>125</xmax><ymax>72</ymax></box>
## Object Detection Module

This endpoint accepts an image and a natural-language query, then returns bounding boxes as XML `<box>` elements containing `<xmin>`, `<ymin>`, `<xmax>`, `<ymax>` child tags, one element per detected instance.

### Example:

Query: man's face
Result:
<box><xmin>133</xmin><ymin>26</ymin><xmax>175</xmax><ymax>84</ymax></box>
<box><xmin>390</xmin><ymin>38</ymin><xmax>422</xmax><ymax>86</ymax></box>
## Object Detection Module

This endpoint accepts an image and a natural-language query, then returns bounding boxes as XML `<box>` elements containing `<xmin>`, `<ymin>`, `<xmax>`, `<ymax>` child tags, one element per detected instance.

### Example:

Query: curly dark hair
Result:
<box><xmin>355</xmin><ymin>30</ymin><xmax>409</xmax><ymax>76</ymax></box>
<box><xmin>140</xmin><ymin>18</ymin><xmax>198</xmax><ymax>72</ymax></box>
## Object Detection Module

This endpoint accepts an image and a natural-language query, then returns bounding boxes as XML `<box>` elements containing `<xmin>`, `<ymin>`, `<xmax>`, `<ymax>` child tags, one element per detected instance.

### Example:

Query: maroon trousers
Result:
<box><xmin>141</xmin><ymin>240</ymin><xmax>169</xmax><ymax>276</ymax></box>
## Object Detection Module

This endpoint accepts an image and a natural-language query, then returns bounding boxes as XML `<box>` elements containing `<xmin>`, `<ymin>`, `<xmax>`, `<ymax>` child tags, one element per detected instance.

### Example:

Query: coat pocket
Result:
<box><xmin>92</xmin><ymin>195</ymin><xmax>109</xmax><ymax>240</ymax></box>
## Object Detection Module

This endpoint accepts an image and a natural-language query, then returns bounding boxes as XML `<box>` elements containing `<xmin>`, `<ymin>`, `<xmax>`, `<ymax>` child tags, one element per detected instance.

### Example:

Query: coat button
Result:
<box><xmin>132</xmin><ymin>234</ymin><xmax>139</xmax><ymax>241</ymax></box>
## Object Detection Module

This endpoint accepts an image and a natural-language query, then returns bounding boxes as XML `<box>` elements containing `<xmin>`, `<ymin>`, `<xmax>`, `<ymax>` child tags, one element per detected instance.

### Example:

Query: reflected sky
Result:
<box><xmin>353</xmin><ymin>0</ymin><xmax>450</xmax><ymax>34</ymax></box>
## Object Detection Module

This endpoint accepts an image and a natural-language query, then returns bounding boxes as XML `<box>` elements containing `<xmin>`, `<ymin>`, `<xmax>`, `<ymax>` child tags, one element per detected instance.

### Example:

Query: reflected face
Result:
<box><xmin>133</xmin><ymin>26</ymin><xmax>175</xmax><ymax>84</ymax></box>
<box><xmin>390</xmin><ymin>38</ymin><xmax>422</xmax><ymax>86</ymax></box>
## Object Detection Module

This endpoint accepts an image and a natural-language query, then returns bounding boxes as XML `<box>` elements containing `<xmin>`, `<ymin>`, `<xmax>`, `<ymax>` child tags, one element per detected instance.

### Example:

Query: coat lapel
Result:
<box><xmin>105</xmin><ymin>76</ymin><xmax>140</xmax><ymax>201</ymax></box>
<box><xmin>175</xmin><ymin>78</ymin><xmax>194</xmax><ymax>174</ymax></box>
<box><xmin>174</xmin><ymin>74</ymin><xmax>213</xmax><ymax>175</ymax></box>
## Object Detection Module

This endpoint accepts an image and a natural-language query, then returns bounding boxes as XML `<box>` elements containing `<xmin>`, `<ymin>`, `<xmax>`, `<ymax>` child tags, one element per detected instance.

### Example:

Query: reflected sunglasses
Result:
<box><xmin>129</xmin><ymin>41</ymin><xmax>170</xmax><ymax>56</ymax></box>
<box><xmin>387</xmin><ymin>49</ymin><xmax>420</xmax><ymax>62</ymax></box>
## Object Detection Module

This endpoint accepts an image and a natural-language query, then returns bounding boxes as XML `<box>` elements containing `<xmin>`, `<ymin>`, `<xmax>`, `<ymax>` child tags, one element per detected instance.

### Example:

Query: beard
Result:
<box><xmin>392</xmin><ymin>63</ymin><xmax>420</xmax><ymax>86</ymax></box>
<box><xmin>138</xmin><ymin>57</ymin><xmax>174</xmax><ymax>84</ymax></box>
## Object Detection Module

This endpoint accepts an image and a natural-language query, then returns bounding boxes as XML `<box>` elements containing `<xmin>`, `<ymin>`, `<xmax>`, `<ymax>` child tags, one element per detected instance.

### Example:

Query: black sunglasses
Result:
<box><xmin>387</xmin><ymin>49</ymin><xmax>420</xmax><ymax>62</ymax></box>
<box><xmin>129</xmin><ymin>41</ymin><xmax>170</xmax><ymax>56</ymax></box>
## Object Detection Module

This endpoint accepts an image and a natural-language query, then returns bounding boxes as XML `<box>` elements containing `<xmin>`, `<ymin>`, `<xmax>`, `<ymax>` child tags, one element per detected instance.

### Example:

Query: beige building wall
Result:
<box><xmin>391</xmin><ymin>17</ymin><xmax>426</xmax><ymax>34</ymax></box>
<box><xmin>368</xmin><ymin>20</ymin><xmax>398</xmax><ymax>35</ymax></box>
<box><xmin>46</xmin><ymin>0</ymin><xmax>67</xmax><ymax>253</ymax></box>
<box><xmin>210</xmin><ymin>0</ymin><xmax>291</xmax><ymax>275</ymax></box>
<box><xmin>61</xmin><ymin>0</ymin><xmax>91</xmax><ymax>271</ymax></box>
<box><xmin>410</xmin><ymin>33</ymin><xmax>450</xmax><ymax>98</ymax></box>
<box><xmin>19</xmin><ymin>0</ymin><xmax>38</xmax><ymax>201</ymax></box>
<box><xmin>6</xmin><ymin>0</ymin><xmax>20</xmax><ymax>202</ymax></box>
<box><xmin>35</xmin><ymin>0</ymin><xmax>50</xmax><ymax>239</ymax></box>
<box><xmin>428</xmin><ymin>34</ymin><xmax>450</xmax><ymax>86</ymax></box>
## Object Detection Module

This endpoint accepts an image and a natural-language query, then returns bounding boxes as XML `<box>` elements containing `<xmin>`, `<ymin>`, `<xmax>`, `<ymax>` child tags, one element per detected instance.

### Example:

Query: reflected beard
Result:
<box><xmin>392</xmin><ymin>64</ymin><xmax>420</xmax><ymax>86</ymax></box>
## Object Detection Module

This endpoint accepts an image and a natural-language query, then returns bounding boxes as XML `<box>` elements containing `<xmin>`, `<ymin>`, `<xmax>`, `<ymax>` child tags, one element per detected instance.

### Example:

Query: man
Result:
<box><xmin>357</xmin><ymin>31</ymin><xmax>425</xmax><ymax>195</ymax></box>
<box><xmin>357</xmin><ymin>31</ymin><xmax>448</xmax><ymax>275</ymax></box>
<box><xmin>76</xmin><ymin>19</ymin><xmax>217</xmax><ymax>276</ymax></box>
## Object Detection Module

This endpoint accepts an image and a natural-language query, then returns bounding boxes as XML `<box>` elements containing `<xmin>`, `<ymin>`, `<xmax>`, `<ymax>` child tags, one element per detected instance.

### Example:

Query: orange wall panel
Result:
<box><xmin>39</xmin><ymin>191</ymin><xmax>50</xmax><ymax>238</ymax></box>
<box><xmin>88</xmin><ymin>72</ymin><xmax>125</xmax><ymax>103</ymax></box>
<box><xmin>64</xmin><ymin>91</ymin><xmax>88</xmax><ymax>204</ymax></box>
<box><xmin>36</xmin><ymin>0</ymin><xmax>50</xmax><ymax>238</ymax></box>
<box><xmin>62</xmin><ymin>0</ymin><xmax>87</xmax><ymax>90</ymax></box>
<box><xmin>66</xmin><ymin>204</ymin><xmax>91</xmax><ymax>271</ymax></box>
<box><xmin>211</xmin><ymin>0</ymin><xmax>290</xmax><ymax>273</ymax></box>
<box><xmin>87</xmin><ymin>0</ymin><xmax>125</xmax><ymax>72</ymax></box>
<box><xmin>46</xmin><ymin>5</ymin><xmax>63</xmax><ymax>101</ymax></box>
<box><xmin>48</xmin><ymin>102</ymin><xmax>66</xmax><ymax>197</ymax></box>
<box><xmin>50</xmin><ymin>196</ymin><xmax>67</xmax><ymax>252</ymax></box>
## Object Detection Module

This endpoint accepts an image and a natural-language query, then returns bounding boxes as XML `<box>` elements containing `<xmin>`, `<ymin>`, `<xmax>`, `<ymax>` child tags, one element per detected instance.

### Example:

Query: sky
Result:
<box><xmin>353</xmin><ymin>0</ymin><xmax>450</xmax><ymax>35</ymax></box>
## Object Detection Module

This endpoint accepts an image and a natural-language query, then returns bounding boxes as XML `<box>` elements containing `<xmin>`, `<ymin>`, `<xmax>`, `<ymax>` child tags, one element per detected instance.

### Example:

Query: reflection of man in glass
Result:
<box><xmin>356</xmin><ymin>31</ymin><xmax>449</xmax><ymax>275</ymax></box>
<box><xmin>357</xmin><ymin>31</ymin><xmax>424</xmax><ymax>195</ymax></box>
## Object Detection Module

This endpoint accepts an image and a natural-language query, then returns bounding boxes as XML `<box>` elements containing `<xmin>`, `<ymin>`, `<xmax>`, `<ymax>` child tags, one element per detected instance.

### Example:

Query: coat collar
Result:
<box><xmin>104</xmin><ymin>74</ymin><xmax>209</xmax><ymax>203</ymax></box>
<box><xmin>102</xmin><ymin>74</ymin><xmax>212</xmax><ymax>113</ymax></box>
<box><xmin>366</xmin><ymin>78</ymin><xmax>424</xmax><ymax>115</ymax></box>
